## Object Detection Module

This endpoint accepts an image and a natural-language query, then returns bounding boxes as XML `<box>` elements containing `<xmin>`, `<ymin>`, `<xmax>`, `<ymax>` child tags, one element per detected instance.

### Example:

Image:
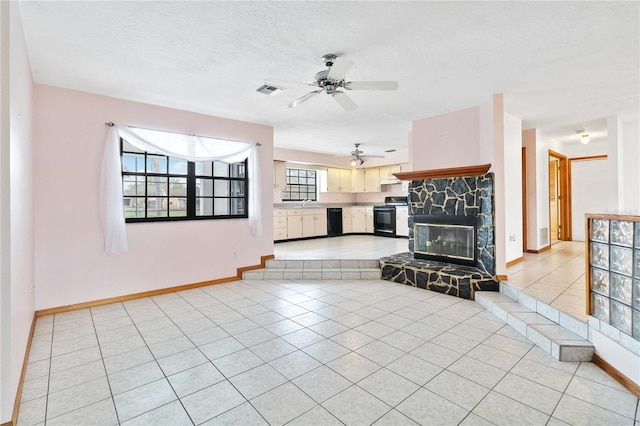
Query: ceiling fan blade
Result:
<box><xmin>361</xmin><ymin>154</ymin><xmax>386</xmax><ymax>158</ymax></box>
<box><xmin>327</xmin><ymin>57</ymin><xmax>353</xmax><ymax>81</ymax></box>
<box><xmin>345</xmin><ymin>81</ymin><xmax>399</xmax><ymax>91</ymax></box>
<box><xmin>265</xmin><ymin>79</ymin><xmax>316</xmax><ymax>88</ymax></box>
<box><xmin>332</xmin><ymin>92</ymin><xmax>358</xmax><ymax>112</ymax></box>
<box><xmin>286</xmin><ymin>90</ymin><xmax>322</xmax><ymax>108</ymax></box>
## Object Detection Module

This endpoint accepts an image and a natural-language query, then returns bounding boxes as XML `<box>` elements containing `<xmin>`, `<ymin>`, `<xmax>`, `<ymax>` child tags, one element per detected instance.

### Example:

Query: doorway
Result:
<box><xmin>548</xmin><ymin>150</ymin><xmax>570</xmax><ymax>242</ymax></box>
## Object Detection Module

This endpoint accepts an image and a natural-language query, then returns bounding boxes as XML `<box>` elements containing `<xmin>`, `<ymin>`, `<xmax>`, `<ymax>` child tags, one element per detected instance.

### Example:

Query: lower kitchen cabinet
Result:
<box><xmin>275</xmin><ymin>205</ymin><xmax>376</xmax><ymax>241</ymax></box>
<box><xmin>342</xmin><ymin>207</ymin><xmax>353</xmax><ymax>234</ymax></box>
<box><xmin>302</xmin><ymin>208</ymin><xmax>327</xmax><ymax>237</ymax></box>
<box><xmin>286</xmin><ymin>209</ymin><xmax>303</xmax><ymax>239</ymax></box>
<box><xmin>351</xmin><ymin>207</ymin><xmax>367</xmax><ymax>233</ymax></box>
<box><xmin>365</xmin><ymin>207</ymin><xmax>374</xmax><ymax>233</ymax></box>
<box><xmin>396</xmin><ymin>206</ymin><xmax>409</xmax><ymax>237</ymax></box>
<box><xmin>274</xmin><ymin>209</ymin><xmax>288</xmax><ymax>241</ymax></box>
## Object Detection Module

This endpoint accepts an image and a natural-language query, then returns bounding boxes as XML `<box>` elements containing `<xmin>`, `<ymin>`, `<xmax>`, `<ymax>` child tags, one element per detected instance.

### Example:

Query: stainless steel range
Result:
<box><xmin>373</xmin><ymin>196</ymin><xmax>408</xmax><ymax>237</ymax></box>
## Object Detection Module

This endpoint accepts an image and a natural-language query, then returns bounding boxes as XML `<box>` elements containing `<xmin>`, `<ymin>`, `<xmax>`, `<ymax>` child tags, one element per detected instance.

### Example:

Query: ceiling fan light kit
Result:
<box><xmin>270</xmin><ymin>53</ymin><xmax>399</xmax><ymax>112</ymax></box>
<box><xmin>349</xmin><ymin>143</ymin><xmax>384</xmax><ymax>166</ymax></box>
<box><xmin>576</xmin><ymin>129</ymin><xmax>590</xmax><ymax>144</ymax></box>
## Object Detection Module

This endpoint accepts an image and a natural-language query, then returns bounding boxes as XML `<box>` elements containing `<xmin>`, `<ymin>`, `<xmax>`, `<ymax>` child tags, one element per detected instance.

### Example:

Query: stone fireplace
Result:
<box><xmin>380</xmin><ymin>165</ymin><xmax>498</xmax><ymax>299</ymax></box>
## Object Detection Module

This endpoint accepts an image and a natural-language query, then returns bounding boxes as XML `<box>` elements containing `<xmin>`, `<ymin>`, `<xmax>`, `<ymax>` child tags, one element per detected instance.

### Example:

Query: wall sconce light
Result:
<box><xmin>576</xmin><ymin>130</ymin><xmax>590</xmax><ymax>144</ymax></box>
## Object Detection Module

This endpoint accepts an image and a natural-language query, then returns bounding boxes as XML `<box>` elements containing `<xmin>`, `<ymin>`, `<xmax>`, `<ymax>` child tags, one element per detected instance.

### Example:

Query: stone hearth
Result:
<box><xmin>380</xmin><ymin>167</ymin><xmax>499</xmax><ymax>300</ymax></box>
<box><xmin>380</xmin><ymin>252</ymin><xmax>498</xmax><ymax>299</ymax></box>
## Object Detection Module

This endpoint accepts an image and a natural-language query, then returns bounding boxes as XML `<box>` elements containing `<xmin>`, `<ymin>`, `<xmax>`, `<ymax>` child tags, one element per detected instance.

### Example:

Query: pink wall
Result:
<box><xmin>411</xmin><ymin>106</ymin><xmax>481</xmax><ymax>170</ymax></box>
<box><xmin>409</xmin><ymin>98</ymin><xmax>517</xmax><ymax>275</ymax></box>
<box><xmin>1</xmin><ymin>2</ymin><xmax>35</xmax><ymax>422</ymax></box>
<box><xmin>33</xmin><ymin>85</ymin><xmax>274</xmax><ymax>310</ymax></box>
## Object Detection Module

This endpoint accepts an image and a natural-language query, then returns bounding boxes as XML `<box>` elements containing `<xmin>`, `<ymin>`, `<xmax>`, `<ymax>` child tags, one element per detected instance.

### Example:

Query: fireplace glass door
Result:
<box><xmin>414</xmin><ymin>223</ymin><xmax>475</xmax><ymax>262</ymax></box>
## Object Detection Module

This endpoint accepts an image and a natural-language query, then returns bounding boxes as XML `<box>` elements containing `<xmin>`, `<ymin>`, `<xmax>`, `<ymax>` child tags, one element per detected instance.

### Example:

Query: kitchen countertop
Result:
<box><xmin>273</xmin><ymin>203</ymin><xmax>384</xmax><ymax>209</ymax></box>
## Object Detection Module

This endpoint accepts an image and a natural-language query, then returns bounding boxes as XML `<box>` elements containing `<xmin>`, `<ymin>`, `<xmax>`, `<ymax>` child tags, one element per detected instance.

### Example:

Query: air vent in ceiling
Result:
<box><xmin>385</xmin><ymin>149</ymin><xmax>396</xmax><ymax>153</ymax></box>
<box><xmin>256</xmin><ymin>84</ymin><xmax>284</xmax><ymax>96</ymax></box>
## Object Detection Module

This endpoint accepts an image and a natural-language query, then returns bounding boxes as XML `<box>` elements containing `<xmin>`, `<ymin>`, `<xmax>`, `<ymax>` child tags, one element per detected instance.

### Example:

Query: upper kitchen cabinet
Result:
<box><xmin>364</xmin><ymin>168</ymin><xmax>380</xmax><ymax>193</ymax></box>
<box><xmin>379</xmin><ymin>164</ymin><xmax>403</xmax><ymax>185</ymax></box>
<box><xmin>327</xmin><ymin>168</ymin><xmax>353</xmax><ymax>192</ymax></box>
<box><xmin>351</xmin><ymin>169</ymin><xmax>366</xmax><ymax>193</ymax></box>
<box><xmin>274</xmin><ymin>161</ymin><xmax>287</xmax><ymax>191</ymax></box>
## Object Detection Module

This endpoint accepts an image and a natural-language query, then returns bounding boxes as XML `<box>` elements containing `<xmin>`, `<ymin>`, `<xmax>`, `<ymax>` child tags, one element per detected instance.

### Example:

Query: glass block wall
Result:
<box><xmin>588</xmin><ymin>216</ymin><xmax>640</xmax><ymax>342</ymax></box>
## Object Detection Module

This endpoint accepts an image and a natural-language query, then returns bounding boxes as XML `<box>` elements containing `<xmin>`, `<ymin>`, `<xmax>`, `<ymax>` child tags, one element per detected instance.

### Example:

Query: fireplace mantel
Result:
<box><xmin>393</xmin><ymin>164</ymin><xmax>491</xmax><ymax>181</ymax></box>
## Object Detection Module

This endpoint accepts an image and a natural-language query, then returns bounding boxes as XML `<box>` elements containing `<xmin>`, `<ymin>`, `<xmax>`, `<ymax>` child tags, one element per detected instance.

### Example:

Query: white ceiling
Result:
<box><xmin>18</xmin><ymin>1</ymin><xmax>639</xmax><ymax>158</ymax></box>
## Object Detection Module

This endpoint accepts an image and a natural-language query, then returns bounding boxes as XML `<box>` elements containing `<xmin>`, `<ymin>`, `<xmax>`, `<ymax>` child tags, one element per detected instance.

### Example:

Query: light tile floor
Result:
<box><xmin>504</xmin><ymin>241</ymin><xmax>588</xmax><ymax>322</ymax></box>
<box><xmin>274</xmin><ymin>236</ymin><xmax>589</xmax><ymax>322</ymax></box>
<box><xmin>19</xmin><ymin>277</ymin><xmax>639</xmax><ymax>425</ymax></box>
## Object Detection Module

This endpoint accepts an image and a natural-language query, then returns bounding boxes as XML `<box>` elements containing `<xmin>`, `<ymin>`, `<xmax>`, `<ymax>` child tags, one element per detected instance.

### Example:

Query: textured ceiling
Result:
<box><xmin>18</xmin><ymin>1</ymin><xmax>639</xmax><ymax>157</ymax></box>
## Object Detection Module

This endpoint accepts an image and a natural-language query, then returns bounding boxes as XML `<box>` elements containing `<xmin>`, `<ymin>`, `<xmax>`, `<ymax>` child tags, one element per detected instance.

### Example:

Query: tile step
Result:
<box><xmin>265</xmin><ymin>259</ymin><xmax>380</xmax><ymax>269</ymax></box>
<box><xmin>242</xmin><ymin>258</ymin><xmax>381</xmax><ymax>280</ymax></box>
<box><xmin>475</xmin><ymin>282</ymin><xmax>593</xmax><ymax>362</ymax></box>
<box><xmin>243</xmin><ymin>268</ymin><xmax>381</xmax><ymax>280</ymax></box>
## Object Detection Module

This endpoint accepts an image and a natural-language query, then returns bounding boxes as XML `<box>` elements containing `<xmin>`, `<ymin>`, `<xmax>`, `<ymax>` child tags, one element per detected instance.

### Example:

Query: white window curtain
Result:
<box><xmin>99</xmin><ymin>125</ymin><xmax>262</xmax><ymax>255</ymax></box>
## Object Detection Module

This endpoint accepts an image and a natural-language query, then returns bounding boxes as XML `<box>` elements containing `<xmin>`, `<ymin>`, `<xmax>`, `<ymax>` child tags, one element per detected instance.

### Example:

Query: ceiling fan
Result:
<box><xmin>267</xmin><ymin>53</ymin><xmax>398</xmax><ymax>112</ymax></box>
<box><xmin>349</xmin><ymin>143</ymin><xmax>384</xmax><ymax>166</ymax></box>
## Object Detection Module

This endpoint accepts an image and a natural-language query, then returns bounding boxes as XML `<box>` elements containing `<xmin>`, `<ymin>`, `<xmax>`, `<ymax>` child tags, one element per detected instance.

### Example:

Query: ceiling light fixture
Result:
<box><xmin>350</xmin><ymin>156</ymin><xmax>364</xmax><ymax>166</ymax></box>
<box><xmin>576</xmin><ymin>130</ymin><xmax>590</xmax><ymax>144</ymax></box>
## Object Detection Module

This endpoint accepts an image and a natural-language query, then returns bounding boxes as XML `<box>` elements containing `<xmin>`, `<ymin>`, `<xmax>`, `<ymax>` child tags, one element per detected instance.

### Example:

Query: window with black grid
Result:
<box><xmin>282</xmin><ymin>168</ymin><xmax>317</xmax><ymax>201</ymax></box>
<box><xmin>121</xmin><ymin>139</ymin><xmax>248</xmax><ymax>222</ymax></box>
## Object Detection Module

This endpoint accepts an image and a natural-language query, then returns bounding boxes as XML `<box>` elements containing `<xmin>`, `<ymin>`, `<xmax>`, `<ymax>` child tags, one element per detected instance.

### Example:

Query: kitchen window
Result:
<box><xmin>282</xmin><ymin>168</ymin><xmax>317</xmax><ymax>201</ymax></box>
<box><xmin>121</xmin><ymin>139</ymin><xmax>248</xmax><ymax>221</ymax></box>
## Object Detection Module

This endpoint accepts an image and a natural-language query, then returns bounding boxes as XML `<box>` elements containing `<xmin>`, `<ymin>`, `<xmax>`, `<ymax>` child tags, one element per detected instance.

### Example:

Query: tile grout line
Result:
<box><xmin>220</xmin><ymin>279</ymin><xmax>426</xmax><ymax>423</ymax></box>
<box><xmin>170</xmin><ymin>289</ymin><xmax>272</xmax><ymax>425</ymax></box>
<box><xmin>132</xmin><ymin>294</ymin><xmax>218</xmax><ymax>425</ymax></box>
<box><xmin>43</xmin><ymin>317</ymin><xmax>54</xmax><ymax>426</ymax></box>
<box><xmin>102</xmin><ymin>298</ymin><xmax>193</xmax><ymax>424</ymax></box>
<box><xmin>248</xmin><ymin>282</ymin><xmax>473</xmax><ymax>424</ymax></box>
<box><xmin>89</xmin><ymin>306</ymin><xmax>122</xmax><ymax>426</ymax></box>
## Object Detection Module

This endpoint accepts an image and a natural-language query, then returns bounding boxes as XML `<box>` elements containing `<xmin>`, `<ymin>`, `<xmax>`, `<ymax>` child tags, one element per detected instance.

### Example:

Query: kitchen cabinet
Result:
<box><xmin>351</xmin><ymin>169</ymin><xmax>365</xmax><ymax>193</ymax></box>
<box><xmin>274</xmin><ymin>161</ymin><xmax>287</xmax><ymax>191</ymax></box>
<box><xmin>379</xmin><ymin>164</ymin><xmax>402</xmax><ymax>185</ymax></box>
<box><xmin>351</xmin><ymin>207</ymin><xmax>367</xmax><ymax>233</ymax></box>
<box><xmin>396</xmin><ymin>206</ymin><xmax>409</xmax><ymax>237</ymax></box>
<box><xmin>364</xmin><ymin>168</ymin><xmax>380</xmax><ymax>193</ymax></box>
<box><xmin>342</xmin><ymin>207</ymin><xmax>353</xmax><ymax>234</ymax></box>
<box><xmin>327</xmin><ymin>168</ymin><xmax>353</xmax><ymax>192</ymax></box>
<box><xmin>275</xmin><ymin>205</ymin><xmax>376</xmax><ymax>240</ymax></box>
<box><xmin>274</xmin><ymin>208</ymin><xmax>326</xmax><ymax>240</ymax></box>
<box><xmin>286</xmin><ymin>209</ymin><xmax>303</xmax><ymax>239</ymax></box>
<box><xmin>340</xmin><ymin>169</ymin><xmax>352</xmax><ymax>192</ymax></box>
<box><xmin>302</xmin><ymin>208</ymin><xmax>327</xmax><ymax>237</ymax></box>
<box><xmin>365</xmin><ymin>207</ymin><xmax>374</xmax><ymax>233</ymax></box>
<box><xmin>274</xmin><ymin>209</ymin><xmax>288</xmax><ymax>241</ymax></box>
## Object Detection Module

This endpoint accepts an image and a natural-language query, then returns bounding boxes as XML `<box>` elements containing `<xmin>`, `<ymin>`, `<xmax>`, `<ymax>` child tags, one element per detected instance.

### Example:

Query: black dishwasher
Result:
<box><xmin>327</xmin><ymin>208</ymin><xmax>343</xmax><ymax>236</ymax></box>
